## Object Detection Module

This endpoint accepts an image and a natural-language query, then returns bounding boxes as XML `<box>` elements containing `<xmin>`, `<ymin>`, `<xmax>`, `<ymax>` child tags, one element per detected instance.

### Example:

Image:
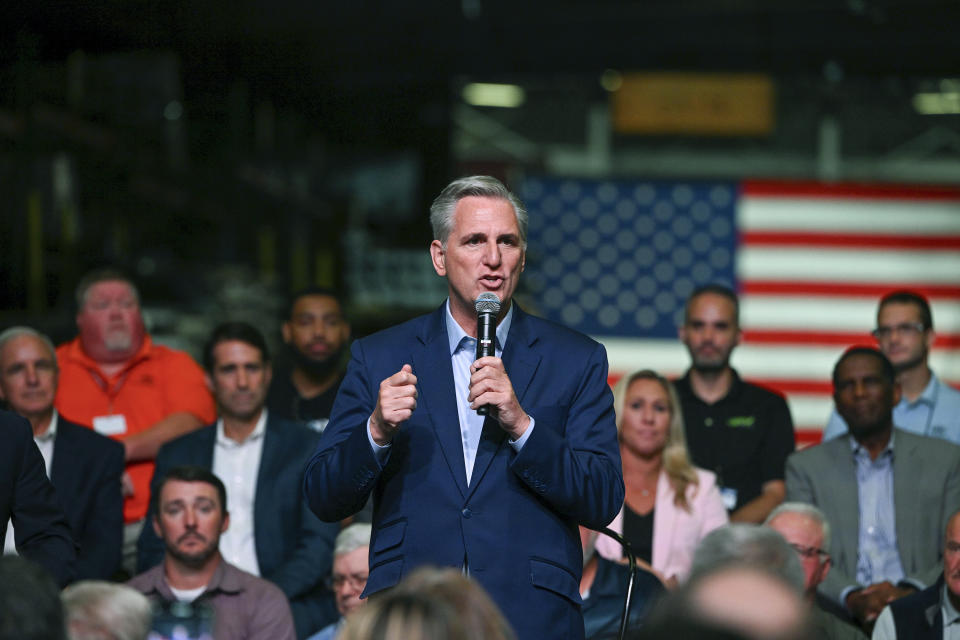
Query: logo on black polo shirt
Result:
<box><xmin>726</xmin><ymin>416</ymin><xmax>755</xmax><ymax>428</ymax></box>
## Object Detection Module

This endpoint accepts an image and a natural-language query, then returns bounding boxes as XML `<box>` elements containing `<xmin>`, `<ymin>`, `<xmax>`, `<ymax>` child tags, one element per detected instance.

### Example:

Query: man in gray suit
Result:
<box><xmin>786</xmin><ymin>347</ymin><xmax>960</xmax><ymax>628</ymax></box>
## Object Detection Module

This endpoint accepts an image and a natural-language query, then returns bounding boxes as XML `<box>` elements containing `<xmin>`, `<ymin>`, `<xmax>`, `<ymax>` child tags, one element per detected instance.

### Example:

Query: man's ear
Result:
<box><xmin>221</xmin><ymin>512</ymin><xmax>230</xmax><ymax>534</ymax></box>
<box><xmin>264</xmin><ymin>363</ymin><xmax>273</xmax><ymax>388</ymax></box>
<box><xmin>281</xmin><ymin>322</ymin><xmax>292</xmax><ymax>345</ymax></box>
<box><xmin>204</xmin><ymin>373</ymin><xmax>214</xmax><ymax>393</ymax></box>
<box><xmin>430</xmin><ymin>240</ymin><xmax>446</xmax><ymax>277</ymax></box>
<box><xmin>152</xmin><ymin>515</ymin><xmax>162</xmax><ymax>538</ymax></box>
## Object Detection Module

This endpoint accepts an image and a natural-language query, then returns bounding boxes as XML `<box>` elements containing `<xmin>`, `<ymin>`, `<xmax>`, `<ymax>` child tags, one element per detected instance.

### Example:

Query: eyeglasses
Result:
<box><xmin>790</xmin><ymin>543</ymin><xmax>829</xmax><ymax>561</ymax></box>
<box><xmin>325</xmin><ymin>573</ymin><xmax>368</xmax><ymax>591</ymax></box>
<box><xmin>871</xmin><ymin>323</ymin><xmax>926</xmax><ymax>340</ymax></box>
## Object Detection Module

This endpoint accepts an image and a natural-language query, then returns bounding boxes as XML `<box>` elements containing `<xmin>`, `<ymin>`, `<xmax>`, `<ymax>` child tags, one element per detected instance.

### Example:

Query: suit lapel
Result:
<box><xmin>651</xmin><ymin>469</ymin><xmax>674</xmax><ymax>570</ymax></box>
<box><xmin>412</xmin><ymin>307</ymin><xmax>469</xmax><ymax>499</ymax></box>
<box><xmin>891</xmin><ymin>430</ymin><xmax>915</xmax><ymax>566</ymax></box>
<box><xmin>828</xmin><ymin>438</ymin><xmax>861</xmax><ymax>573</ymax></box>
<box><xmin>49</xmin><ymin>423</ymin><xmax>71</xmax><ymax>486</ymax></box>
<box><xmin>466</xmin><ymin>305</ymin><xmax>540</xmax><ymax>496</ymax></box>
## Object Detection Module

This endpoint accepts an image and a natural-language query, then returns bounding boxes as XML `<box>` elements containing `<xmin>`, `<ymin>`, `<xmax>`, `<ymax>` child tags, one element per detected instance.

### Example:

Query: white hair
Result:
<box><xmin>765</xmin><ymin>501</ymin><xmax>832</xmax><ymax>553</ymax></box>
<box><xmin>0</xmin><ymin>326</ymin><xmax>58</xmax><ymax>369</ymax></box>
<box><xmin>335</xmin><ymin>523</ymin><xmax>372</xmax><ymax>556</ymax></box>
<box><xmin>690</xmin><ymin>524</ymin><xmax>805</xmax><ymax>595</ymax></box>
<box><xmin>62</xmin><ymin>581</ymin><xmax>152</xmax><ymax>640</ymax></box>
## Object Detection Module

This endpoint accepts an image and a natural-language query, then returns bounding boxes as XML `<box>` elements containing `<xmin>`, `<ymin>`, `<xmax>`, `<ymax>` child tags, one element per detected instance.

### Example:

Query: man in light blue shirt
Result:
<box><xmin>823</xmin><ymin>291</ymin><xmax>960</xmax><ymax>445</ymax></box>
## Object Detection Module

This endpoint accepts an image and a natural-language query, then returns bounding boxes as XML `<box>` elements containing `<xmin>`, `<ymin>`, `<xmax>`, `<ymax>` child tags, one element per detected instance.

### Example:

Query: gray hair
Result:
<box><xmin>62</xmin><ymin>581</ymin><xmax>152</xmax><ymax>640</ymax></box>
<box><xmin>765</xmin><ymin>502</ymin><xmax>832</xmax><ymax>554</ymax></box>
<box><xmin>0</xmin><ymin>326</ymin><xmax>58</xmax><ymax>370</ymax></box>
<box><xmin>334</xmin><ymin>523</ymin><xmax>372</xmax><ymax>557</ymax></box>
<box><xmin>690</xmin><ymin>524</ymin><xmax>805</xmax><ymax>595</ymax></box>
<box><xmin>75</xmin><ymin>268</ymin><xmax>140</xmax><ymax>309</ymax></box>
<box><xmin>429</xmin><ymin>176</ymin><xmax>528</xmax><ymax>248</ymax></box>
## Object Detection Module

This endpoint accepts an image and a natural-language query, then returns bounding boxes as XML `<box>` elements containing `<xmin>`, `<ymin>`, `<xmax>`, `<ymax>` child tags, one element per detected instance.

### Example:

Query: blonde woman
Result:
<box><xmin>595</xmin><ymin>370</ymin><xmax>728</xmax><ymax>587</ymax></box>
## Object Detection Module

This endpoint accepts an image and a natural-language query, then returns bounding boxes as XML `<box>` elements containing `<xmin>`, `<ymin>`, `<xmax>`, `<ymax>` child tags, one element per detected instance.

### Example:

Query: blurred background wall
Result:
<box><xmin>1</xmin><ymin>0</ymin><xmax>958</xmax><ymax>441</ymax></box>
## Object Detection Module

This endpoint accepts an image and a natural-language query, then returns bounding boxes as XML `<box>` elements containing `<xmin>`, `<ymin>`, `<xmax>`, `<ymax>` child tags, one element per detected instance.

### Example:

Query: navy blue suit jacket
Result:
<box><xmin>53</xmin><ymin>418</ymin><xmax>124</xmax><ymax>580</ymax></box>
<box><xmin>304</xmin><ymin>303</ymin><xmax>624</xmax><ymax>640</ymax></box>
<box><xmin>0</xmin><ymin>410</ymin><xmax>76</xmax><ymax>586</ymax></box>
<box><xmin>137</xmin><ymin>413</ymin><xmax>339</xmax><ymax>638</ymax></box>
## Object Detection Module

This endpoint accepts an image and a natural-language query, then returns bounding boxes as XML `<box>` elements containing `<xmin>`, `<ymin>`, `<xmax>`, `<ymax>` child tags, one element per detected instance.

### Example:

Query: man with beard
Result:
<box><xmin>785</xmin><ymin>347</ymin><xmax>960</xmax><ymax>628</ymax></box>
<box><xmin>674</xmin><ymin>284</ymin><xmax>795</xmax><ymax>523</ymax></box>
<box><xmin>55</xmin><ymin>268</ymin><xmax>216</xmax><ymax>570</ymax></box>
<box><xmin>138</xmin><ymin>322</ymin><xmax>338</xmax><ymax>639</ymax></box>
<box><xmin>822</xmin><ymin>291</ymin><xmax>960</xmax><ymax>445</ymax></box>
<box><xmin>128</xmin><ymin>465</ymin><xmax>296</xmax><ymax>640</ymax></box>
<box><xmin>267</xmin><ymin>288</ymin><xmax>351</xmax><ymax>434</ymax></box>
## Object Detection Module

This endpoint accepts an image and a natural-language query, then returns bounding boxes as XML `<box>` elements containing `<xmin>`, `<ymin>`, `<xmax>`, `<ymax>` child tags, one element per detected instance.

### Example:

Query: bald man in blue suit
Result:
<box><xmin>304</xmin><ymin>176</ymin><xmax>624</xmax><ymax>640</ymax></box>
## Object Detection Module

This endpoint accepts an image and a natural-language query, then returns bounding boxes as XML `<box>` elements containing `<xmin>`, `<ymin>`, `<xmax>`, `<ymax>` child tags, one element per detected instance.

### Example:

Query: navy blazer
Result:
<box><xmin>52</xmin><ymin>417</ymin><xmax>124</xmax><ymax>580</ymax></box>
<box><xmin>137</xmin><ymin>413</ymin><xmax>339</xmax><ymax>638</ymax></box>
<box><xmin>304</xmin><ymin>304</ymin><xmax>624</xmax><ymax>640</ymax></box>
<box><xmin>0</xmin><ymin>410</ymin><xmax>76</xmax><ymax>586</ymax></box>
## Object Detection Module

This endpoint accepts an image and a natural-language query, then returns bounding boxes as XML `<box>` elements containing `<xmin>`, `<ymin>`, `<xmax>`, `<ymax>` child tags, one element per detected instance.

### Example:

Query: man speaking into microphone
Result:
<box><xmin>304</xmin><ymin>176</ymin><xmax>623</xmax><ymax>640</ymax></box>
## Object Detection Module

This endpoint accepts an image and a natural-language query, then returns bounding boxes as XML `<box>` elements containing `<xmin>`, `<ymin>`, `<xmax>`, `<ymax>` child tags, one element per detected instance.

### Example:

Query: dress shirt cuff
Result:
<box><xmin>366</xmin><ymin>418</ymin><xmax>391</xmax><ymax>464</ymax></box>
<box><xmin>508</xmin><ymin>416</ymin><xmax>535</xmax><ymax>453</ymax></box>
<box><xmin>839</xmin><ymin>585</ymin><xmax>861</xmax><ymax>610</ymax></box>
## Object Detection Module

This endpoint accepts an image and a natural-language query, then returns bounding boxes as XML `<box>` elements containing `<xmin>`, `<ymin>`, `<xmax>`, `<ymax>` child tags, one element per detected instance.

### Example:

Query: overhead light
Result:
<box><xmin>913</xmin><ymin>92</ymin><xmax>960</xmax><ymax>115</ymax></box>
<box><xmin>462</xmin><ymin>83</ymin><xmax>525</xmax><ymax>108</ymax></box>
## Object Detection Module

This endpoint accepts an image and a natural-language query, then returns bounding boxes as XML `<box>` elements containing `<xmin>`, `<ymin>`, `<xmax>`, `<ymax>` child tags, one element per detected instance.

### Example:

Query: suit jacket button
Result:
<box><xmin>462</xmin><ymin>508</ymin><xmax>472</xmax><ymax>519</ymax></box>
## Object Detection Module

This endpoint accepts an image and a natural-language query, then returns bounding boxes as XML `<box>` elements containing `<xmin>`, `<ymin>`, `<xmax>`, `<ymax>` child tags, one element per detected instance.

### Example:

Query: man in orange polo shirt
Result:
<box><xmin>55</xmin><ymin>268</ymin><xmax>216</xmax><ymax>573</ymax></box>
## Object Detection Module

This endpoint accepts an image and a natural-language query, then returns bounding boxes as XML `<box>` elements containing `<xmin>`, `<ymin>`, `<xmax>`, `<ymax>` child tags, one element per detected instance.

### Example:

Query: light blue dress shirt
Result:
<box><xmin>367</xmin><ymin>300</ymin><xmax>534</xmax><ymax>482</ymax></box>
<box><xmin>823</xmin><ymin>373</ymin><xmax>960</xmax><ymax>444</ymax></box>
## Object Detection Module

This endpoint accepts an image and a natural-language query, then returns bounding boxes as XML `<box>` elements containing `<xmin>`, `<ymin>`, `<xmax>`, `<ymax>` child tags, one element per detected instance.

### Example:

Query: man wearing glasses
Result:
<box><xmin>307</xmin><ymin>524</ymin><xmax>370</xmax><ymax>640</ymax></box>
<box><xmin>822</xmin><ymin>291</ymin><xmax>960</xmax><ymax>444</ymax></box>
<box><xmin>786</xmin><ymin>347</ymin><xmax>960</xmax><ymax>629</ymax></box>
<box><xmin>766</xmin><ymin>502</ymin><xmax>867</xmax><ymax>639</ymax></box>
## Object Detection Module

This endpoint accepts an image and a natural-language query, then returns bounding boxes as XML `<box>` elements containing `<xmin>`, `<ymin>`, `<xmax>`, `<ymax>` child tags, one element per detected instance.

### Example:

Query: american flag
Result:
<box><xmin>519</xmin><ymin>176</ymin><xmax>960</xmax><ymax>445</ymax></box>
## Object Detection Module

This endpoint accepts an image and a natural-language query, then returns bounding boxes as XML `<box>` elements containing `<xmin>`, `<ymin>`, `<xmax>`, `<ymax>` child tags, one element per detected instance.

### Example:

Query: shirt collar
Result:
<box><xmin>907</xmin><ymin>373</ymin><xmax>941</xmax><ymax>408</ymax></box>
<box><xmin>62</xmin><ymin>335</ymin><xmax>154</xmax><ymax>379</ymax></box>
<box><xmin>943</xmin><ymin>583</ymin><xmax>960</xmax><ymax>626</ymax></box>
<box><xmin>34</xmin><ymin>409</ymin><xmax>59</xmax><ymax>443</ymax></box>
<box><xmin>444</xmin><ymin>299</ymin><xmax>514</xmax><ymax>356</ymax></box>
<box><xmin>850</xmin><ymin>430</ymin><xmax>895</xmax><ymax>458</ymax></box>
<box><xmin>216</xmin><ymin>409</ymin><xmax>268</xmax><ymax>447</ymax></box>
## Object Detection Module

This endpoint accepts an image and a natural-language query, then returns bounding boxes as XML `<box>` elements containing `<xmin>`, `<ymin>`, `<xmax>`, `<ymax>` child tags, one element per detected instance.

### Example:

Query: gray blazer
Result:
<box><xmin>785</xmin><ymin>428</ymin><xmax>960</xmax><ymax>604</ymax></box>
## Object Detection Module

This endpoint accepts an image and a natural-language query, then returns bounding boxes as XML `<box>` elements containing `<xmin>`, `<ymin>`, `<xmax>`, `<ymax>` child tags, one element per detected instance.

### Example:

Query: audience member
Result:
<box><xmin>128</xmin><ymin>465</ymin><xmax>296</xmax><ymax>640</ymax></box>
<box><xmin>54</xmin><ymin>268</ymin><xmax>216</xmax><ymax>570</ymax></box>
<box><xmin>596</xmin><ymin>370</ymin><xmax>727</xmax><ymax>586</ymax></box>
<box><xmin>339</xmin><ymin>590</ymin><xmax>468</xmax><ymax>640</ymax></box>
<box><xmin>581</xmin><ymin>526</ymin><xmax>665</xmax><ymax>639</ymax></box>
<box><xmin>786</xmin><ymin>347</ymin><xmax>960</xmax><ymax>626</ymax></box>
<box><xmin>872</xmin><ymin>509</ymin><xmax>960</xmax><ymax>639</ymax></box>
<box><xmin>823</xmin><ymin>291</ymin><xmax>960</xmax><ymax>444</ymax></box>
<box><xmin>0</xmin><ymin>555</ymin><xmax>66</xmax><ymax>640</ymax></box>
<box><xmin>61</xmin><ymin>581</ymin><xmax>152</xmax><ymax>640</ymax></box>
<box><xmin>267</xmin><ymin>288</ymin><xmax>351</xmax><ymax>434</ymax></box>
<box><xmin>0</xmin><ymin>409</ymin><xmax>76</xmax><ymax>586</ymax></box>
<box><xmin>0</xmin><ymin>327</ymin><xmax>124</xmax><ymax>580</ymax></box>
<box><xmin>766</xmin><ymin>503</ymin><xmax>867</xmax><ymax>639</ymax></box>
<box><xmin>689</xmin><ymin>524</ymin><xmax>805</xmax><ymax>592</ymax></box>
<box><xmin>395</xmin><ymin>567</ymin><xmax>517</xmax><ymax>640</ymax></box>
<box><xmin>675</xmin><ymin>284</ymin><xmax>795</xmax><ymax>523</ymax></box>
<box><xmin>307</xmin><ymin>524</ymin><xmax>371</xmax><ymax>640</ymax></box>
<box><xmin>138</xmin><ymin>321</ymin><xmax>338</xmax><ymax>638</ymax></box>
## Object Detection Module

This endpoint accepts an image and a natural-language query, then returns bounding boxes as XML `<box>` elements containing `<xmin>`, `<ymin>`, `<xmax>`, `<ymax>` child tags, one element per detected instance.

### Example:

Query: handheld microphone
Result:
<box><xmin>474</xmin><ymin>293</ymin><xmax>502</xmax><ymax>416</ymax></box>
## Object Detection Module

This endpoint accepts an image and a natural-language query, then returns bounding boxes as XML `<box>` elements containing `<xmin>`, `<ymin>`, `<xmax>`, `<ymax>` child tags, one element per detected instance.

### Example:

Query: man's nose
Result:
<box><xmin>236</xmin><ymin>369</ymin><xmax>250</xmax><ymax>388</ymax></box>
<box><xmin>24</xmin><ymin>364</ymin><xmax>39</xmax><ymax>385</ymax></box>
<box><xmin>482</xmin><ymin>241</ymin><xmax>501</xmax><ymax>266</ymax></box>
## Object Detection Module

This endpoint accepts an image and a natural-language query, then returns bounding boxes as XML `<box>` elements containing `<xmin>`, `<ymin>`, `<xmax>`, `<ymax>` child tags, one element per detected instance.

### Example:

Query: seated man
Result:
<box><xmin>0</xmin><ymin>410</ymin><xmax>76</xmax><ymax>587</ymax></box>
<box><xmin>128</xmin><ymin>465</ymin><xmax>295</xmax><ymax>640</ymax></box>
<box><xmin>0</xmin><ymin>327</ymin><xmax>124</xmax><ymax>580</ymax></box>
<box><xmin>786</xmin><ymin>347</ymin><xmax>960</xmax><ymax>626</ymax></box>
<box><xmin>580</xmin><ymin>526</ymin><xmax>665</xmax><ymax>639</ymax></box>
<box><xmin>307</xmin><ymin>524</ymin><xmax>371</xmax><ymax>640</ymax></box>
<box><xmin>872</xmin><ymin>509</ymin><xmax>960</xmax><ymax>639</ymax></box>
<box><xmin>138</xmin><ymin>322</ymin><xmax>338</xmax><ymax>638</ymax></box>
<box><xmin>766</xmin><ymin>503</ymin><xmax>867</xmax><ymax>639</ymax></box>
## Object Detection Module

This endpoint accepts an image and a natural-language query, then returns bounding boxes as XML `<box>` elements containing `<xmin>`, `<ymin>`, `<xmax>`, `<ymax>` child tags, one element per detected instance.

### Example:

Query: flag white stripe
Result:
<box><xmin>739</xmin><ymin>198</ymin><xmax>960</xmax><ymax>233</ymax></box>
<box><xmin>739</xmin><ymin>247</ymin><xmax>960</xmax><ymax>283</ymax></box>
<box><xmin>740</xmin><ymin>298</ymin><xmax>960</xmax><ymax>331</ymax></box>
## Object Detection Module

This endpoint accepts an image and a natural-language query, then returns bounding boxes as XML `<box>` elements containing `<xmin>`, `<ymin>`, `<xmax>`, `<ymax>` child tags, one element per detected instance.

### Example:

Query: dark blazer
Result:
<box><xmin>137</xmin><ymin>413</ymin><xmax>339</xmax><ymax>639</ymax></box>
<box><xmin>786</xmin><ymin>428</ymin><xmax>960</xmax><ymax>604</ymax></box>
<box><xmin>0</xmin><ymin>410</ymin><xmax>76</xmax><ymax>586</ymax></box>
<box><xmin>303</xmin><ymin>304</ymin><xmax>624</xmax><ymax>640</ymax></box>
<box><xmin>53</xmin><ymin>417</ymin><xmax>124</xmax><ymax>580</ymax></box>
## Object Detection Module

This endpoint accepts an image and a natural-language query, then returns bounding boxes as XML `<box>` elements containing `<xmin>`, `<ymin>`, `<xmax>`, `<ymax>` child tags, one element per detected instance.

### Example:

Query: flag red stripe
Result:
<box><xmin>796</xmin><ymin>429</ymin><xmax>824</xmax><ymax>447</ymax></box>
<box><xmin>742</xmin><ymin>180</ymin><xmax>960</xmax><ymax>201</ymax></box>
<box><xmin>741</xmin><ymin>281</ymin><xmax>960</xmax><ymax>299</ymax></box>
<box><xmin>741</xmin><ymin>231</ymin><xmax>960</xmax><ymax>250</ymax></box>
<box><xmin>743</xmin><ymin>330</ymin><xmax>960</xmax><ymax>348</ymax></box>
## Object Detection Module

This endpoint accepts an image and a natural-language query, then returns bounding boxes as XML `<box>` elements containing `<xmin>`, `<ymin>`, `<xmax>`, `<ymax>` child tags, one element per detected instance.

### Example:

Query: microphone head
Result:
<box><xmin>475</xmin><ymin>293</ymin><xmax>502</xmax><ymax>316</ymax></box>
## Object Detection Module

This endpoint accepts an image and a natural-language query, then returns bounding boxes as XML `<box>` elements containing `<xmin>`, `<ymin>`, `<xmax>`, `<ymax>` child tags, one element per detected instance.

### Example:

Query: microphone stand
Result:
<box><xmin>598</xmin><ymin>527</ymin><xmax>637</xmax><ymax>640</ymax></box>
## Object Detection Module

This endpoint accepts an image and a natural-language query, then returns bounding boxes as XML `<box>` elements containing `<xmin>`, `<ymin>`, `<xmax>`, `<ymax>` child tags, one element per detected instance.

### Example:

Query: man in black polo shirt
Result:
<box><xmin>266</xmin><ymin>288</ymin><xmax>350</xmax><ymax>434</ymax></box>
<box><xmin>675</xmin><ymin>284</ymin><xmax>795</xmax><ymax>523</ymax></box>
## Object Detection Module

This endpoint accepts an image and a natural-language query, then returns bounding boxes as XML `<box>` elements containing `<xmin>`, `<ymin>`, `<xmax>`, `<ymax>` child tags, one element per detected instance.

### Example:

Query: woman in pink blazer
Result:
<box><xmin>596</xmin><ymin>369</ymin><xmax>728</xmax><ymax>587</ymax></box>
